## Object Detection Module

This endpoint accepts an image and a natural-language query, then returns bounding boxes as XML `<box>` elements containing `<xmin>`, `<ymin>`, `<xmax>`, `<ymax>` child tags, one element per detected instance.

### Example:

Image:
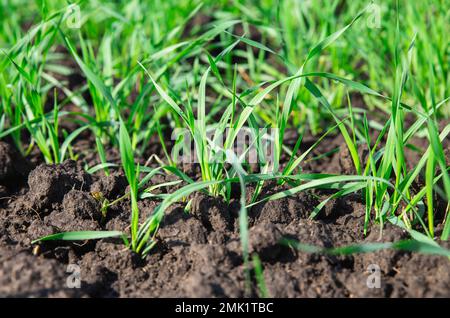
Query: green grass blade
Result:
<box><xmin>32</xmin><ymin>231</ymin><xmax>123</xmax><ymax>244</ymax></box>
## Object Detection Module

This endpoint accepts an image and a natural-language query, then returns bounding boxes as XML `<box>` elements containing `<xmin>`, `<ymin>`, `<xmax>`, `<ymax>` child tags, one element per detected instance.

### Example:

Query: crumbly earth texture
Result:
<box><xmin>0</xmin><ymin>139</ymin><xmax>449</xmax><ymax>298</ymax></box>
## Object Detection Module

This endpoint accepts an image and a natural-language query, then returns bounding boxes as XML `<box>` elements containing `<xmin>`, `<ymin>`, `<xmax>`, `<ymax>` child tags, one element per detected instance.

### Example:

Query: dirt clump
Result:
<box><xmin>0</xmin><ymin>248</ymin><xmax>87</xmax><ymax>297</ymax></box>
<box><xmin>27</xmin><ymin>160</ymin><xmax>92</xmax><ymax>213</ymax></box>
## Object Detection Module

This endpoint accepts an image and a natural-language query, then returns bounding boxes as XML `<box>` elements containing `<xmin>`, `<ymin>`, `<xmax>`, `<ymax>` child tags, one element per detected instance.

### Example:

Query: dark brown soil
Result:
<box><xmin>0</xmin><ymin>137</ymin><xmax>449</xmax><ymax>298</ymax></box>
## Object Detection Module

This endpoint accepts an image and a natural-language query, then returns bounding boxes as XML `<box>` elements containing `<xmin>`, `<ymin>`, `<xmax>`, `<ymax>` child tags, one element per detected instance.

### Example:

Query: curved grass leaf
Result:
<box><xmin>32</xmin><ymin>231</ymin><xmax>123</xmax><ymax>244</ymax></box>
<box><xmin>282</xmin><ymin>238</ymin><xmax>450</xmax><ymax>257</ymax></box>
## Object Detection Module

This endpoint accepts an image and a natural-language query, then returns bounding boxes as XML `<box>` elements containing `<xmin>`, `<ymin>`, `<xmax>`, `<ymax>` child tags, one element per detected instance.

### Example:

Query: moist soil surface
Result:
<box><xmin>1</xmin><ymin>134</ymin><xmax>449</xmax><ymax>298</ymax></box>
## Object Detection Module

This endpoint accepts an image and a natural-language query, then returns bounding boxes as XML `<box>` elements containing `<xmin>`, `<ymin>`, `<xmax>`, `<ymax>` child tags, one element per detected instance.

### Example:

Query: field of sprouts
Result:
<box><xmin>0</xmin><ymin>0</ymin><xmax>449</xmax><ymax>298</ymax></box>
